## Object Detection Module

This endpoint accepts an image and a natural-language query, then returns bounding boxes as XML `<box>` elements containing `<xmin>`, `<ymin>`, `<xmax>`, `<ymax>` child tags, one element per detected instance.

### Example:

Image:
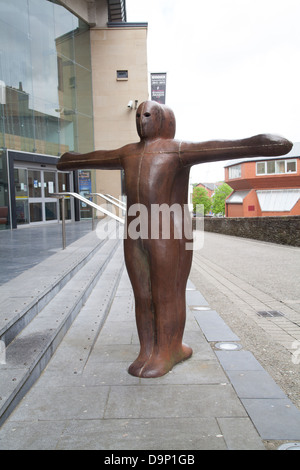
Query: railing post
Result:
<box><xmin>90</xmin><ymin>195</ymin><xmax>95</xmax><ymax>231</ymax></box>
<box><xmin>61</xmin><ymin>196</ymin><xmax>66</xmax><ymax>250</ymax></box>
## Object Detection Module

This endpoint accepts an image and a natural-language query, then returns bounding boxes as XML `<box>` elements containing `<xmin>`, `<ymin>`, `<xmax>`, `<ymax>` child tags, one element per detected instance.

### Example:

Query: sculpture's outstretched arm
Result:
<box><xmin>179</xmin><ymin>134</ymin><xmax>293</xmax><ymax>166</ymax></box>
<box><xmin>57</xmin><ymin>149</ymin><xmax>123</xmax><ymax>171</ymax></box>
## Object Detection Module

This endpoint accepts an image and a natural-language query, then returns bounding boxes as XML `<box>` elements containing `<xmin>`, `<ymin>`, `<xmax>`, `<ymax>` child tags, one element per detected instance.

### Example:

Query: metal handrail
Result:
<box><xmin>90</xmin><ymin>192</ymin><xmax>126</xmax><ymax>210</ymax></box>
<box><xmin>105</xmin><ymin>193</ymin><xmax>126</xmax><ymax>208</ymax></box>
<box><xmin>53</xmin><ymin>192</ymin><xmax>124</xmax><ymax>223</ymax></box>
<box><xmin>51</xmin><ymin>192</ymin><xmax>125</xmax><ymax>249</ymax></box>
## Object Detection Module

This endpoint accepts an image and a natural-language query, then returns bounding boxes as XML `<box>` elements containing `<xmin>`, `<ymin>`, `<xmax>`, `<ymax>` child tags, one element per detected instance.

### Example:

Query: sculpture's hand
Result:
<box><xmin>57</xmin><ymin>149</ymin><xmax>123</xmax><ymax>171</ymax></box>
<box><xmin>180</xmin><ymin>133</ymin><xmax>293</xmax><ymax>166</ymax></box>
<box><xmin>246</xmin><ymin>134</ymin><xmax>293</xmax><ymax>156</ymax></box>
<box><xmin>57</xmin><ymin>152</ymin><xmax>82</xmax><ymax>171</ymax></box>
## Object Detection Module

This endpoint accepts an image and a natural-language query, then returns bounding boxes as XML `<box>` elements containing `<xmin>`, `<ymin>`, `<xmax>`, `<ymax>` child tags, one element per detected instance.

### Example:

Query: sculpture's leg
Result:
<box><xmin>124</xmin><ymin>237</ymin><xmax>154</xmax><ymax>376</ymax></box>
<box><xmin>138</xmin><ymin>238</ymin><xmax>193</xmax><ymax>378</ymax></box>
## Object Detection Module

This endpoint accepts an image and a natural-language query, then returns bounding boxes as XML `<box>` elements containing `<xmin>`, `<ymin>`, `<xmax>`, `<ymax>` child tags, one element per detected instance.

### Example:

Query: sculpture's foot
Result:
<box><xmin>128</xmin><ymin>351</ymin><xmax>149</xmax><ymax>377</ymax></box>
<box><xmin>138</xmin><ymin>344</ymin><xmax>193</xmax><ymax>378</ymax></box>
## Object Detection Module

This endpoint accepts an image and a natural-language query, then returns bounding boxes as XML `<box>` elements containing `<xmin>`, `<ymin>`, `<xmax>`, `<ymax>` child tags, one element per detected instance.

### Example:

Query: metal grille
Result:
<box><xmin>257</xmin><ymin>310</ymin><xmax>284</xmax><ymax>318</ymax></box>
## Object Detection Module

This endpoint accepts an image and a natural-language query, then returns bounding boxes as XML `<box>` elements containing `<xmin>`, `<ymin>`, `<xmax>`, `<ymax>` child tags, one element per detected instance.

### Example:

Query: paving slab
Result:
<box><xmin>242</xmin><ymin>398</ymin><xmax>300</xmax><ymax>440</ymax></box>
<box><xmin>226</xmin><ymin>370</ymin><xmax>287</xmax><ymax>399</ymax></box>
<box><xmin>60</xmin><ymin>418</ymin><xmax>228</xmax><ymax>451</ymax></box>
<box><xmin>215</xmin><ymin>350</ymin><xmax>265</xmax><ymax>371</ymax></box>
<box><xmin>194</xmin><ymin>310</ymin><xmax>240</xmax><ymax>342</ymax></box>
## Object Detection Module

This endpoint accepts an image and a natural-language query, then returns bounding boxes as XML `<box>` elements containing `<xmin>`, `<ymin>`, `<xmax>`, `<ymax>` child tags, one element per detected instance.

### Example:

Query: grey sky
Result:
<box><xmin>126</xmin><ymin>0</ymin><xmax>300</xmax><ymax>182</ymax></box>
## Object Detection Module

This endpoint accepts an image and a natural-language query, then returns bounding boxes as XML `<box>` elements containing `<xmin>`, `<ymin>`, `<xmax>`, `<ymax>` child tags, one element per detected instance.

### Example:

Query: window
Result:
<box><xmin>228</xmin><ymin>164</ymin><xmax>241</xmax><ymax>179</ymax></box>
<box><xmin>256</xmin><ymin>159</ymin><xmax>297</xmax><ymax>175</ymax></box>
<box><xmin>116</xmin><ymin>70</ymin><xmax>128</xmax><ymax>80</ymax></box>
<box><xmin>287</xmin><ymin>160</ymin><xmax>297</xmax><ymax>172</ymax></box>
<box><xmin>257</xmin><ymin>162</ymin><xmax>265</xmax><ymax>175</ymax></box>
<box><xmin>267</xmin><ymin>161</ymin><xmax>275</xmax><ymax>174</ymax></box>
<box><xmin>276</xmin><ymin>160</ymin><xmax>285</xmax><ymax>174</ymax></box>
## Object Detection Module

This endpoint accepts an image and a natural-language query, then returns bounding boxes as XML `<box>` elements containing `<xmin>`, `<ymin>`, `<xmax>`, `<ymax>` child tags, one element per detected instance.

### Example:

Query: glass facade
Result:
<box><xmin>0</xmin><ymin>0</ymin><xmax>94</xmax><ymax>156</ymax></box>
<box><xmin>0</xmin><ymin>0</ymin><xmax>95</xmax><ymax>228</ymax></box>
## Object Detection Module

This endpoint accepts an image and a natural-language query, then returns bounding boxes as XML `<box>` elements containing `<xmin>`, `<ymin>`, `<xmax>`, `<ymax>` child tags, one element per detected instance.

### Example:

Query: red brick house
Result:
<box><xmin>195</xmin><ymin>182</ymin><xmax>223</xmax><ymax>216</ymax></box>
<box><xmin>196</xmin><ymin>182</ymin><xmax>223</xmax><ymax>198</ymax></box>
<box><xmin>224</xmin><ymin>143</ymin><xmax>300</xmax><ymax>217</ymax></box>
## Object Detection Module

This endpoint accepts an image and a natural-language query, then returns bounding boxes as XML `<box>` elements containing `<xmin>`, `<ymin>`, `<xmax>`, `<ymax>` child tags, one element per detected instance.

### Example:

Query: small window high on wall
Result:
<box><xmin>228</xmin><ymin>164</ymin><xmax>241</xmax><ymax>179</ymax></box>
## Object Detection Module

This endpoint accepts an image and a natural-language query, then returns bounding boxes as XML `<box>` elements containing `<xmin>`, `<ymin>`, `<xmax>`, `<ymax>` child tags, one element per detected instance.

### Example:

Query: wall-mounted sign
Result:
<box><xmin>151</xmin><ymin>73</ymin><xmax>167</xmax><ymax>104</ymax></box>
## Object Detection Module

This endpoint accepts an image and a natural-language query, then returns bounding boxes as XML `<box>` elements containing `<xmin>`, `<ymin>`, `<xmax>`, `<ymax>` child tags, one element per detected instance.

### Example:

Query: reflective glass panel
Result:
<box><xmin>276</xmin><ymin>160</ymin><xmax>285</xmax><ymax>174</ymax></box>
<box><xmin>0</xmin><ymin>150</ymin><xmax>9</xmax><ymax>229</ymax></box>
<box><xmin>0</xmin><ymin>0</ymin><xmax>93</xmax><ymax>156</ymax></box>
<box><xmin>45</xmin><ymin>201</ymin><xmax>57</xmax><ymax>220</ymax></box>
<box><xmin>58</xmin><ymin>172</ymin><xmax>70</xmax><ymax>192</ymax></box>
<box><xmin>58</xmin><ymin>172</ymin><xmax>71</xmax><ymax>219</ymax></box>
<box><xmin>267</xmin><ymin>161</ymin><xmax>275</xmax><ymax>174</ymax></box>
<box><xmin>14</xmin><ymin>168</ymin><xmax>28</xmax><ymax>198</ymax></box>
<box><xmin>30</xmin><ymin>202</ymin><xmax>42</xmax><ymax>222</ymax></box>
<box><xmin>287</xmin><ymin>160</ymin><xmax>296</xmax><ymax>173</ymax></box>
<box><xmin>16</xmin><ymin>199</ymin><xmax>29</xmax><ymax>224</ymax></box>
<box><xmin>256</xmin><ymin>162</ymin><xmax>265</xmax><ymax>175</ymax></box>
<box><xmin>28</xmin><ymin>170</ymin><xmax>42</xmax><ymax>198</ymax></box>
<box><xmin>44</xmin><ymin>171</ymin><xmax>56</xmax><ymax>197</ymax></box>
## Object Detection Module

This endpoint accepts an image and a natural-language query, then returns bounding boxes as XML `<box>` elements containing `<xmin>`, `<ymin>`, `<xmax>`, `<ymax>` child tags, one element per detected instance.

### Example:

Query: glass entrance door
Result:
<box><xmin>28</xmin><ymin>169</ymin><xmax>43</xmax><ymax>222</ymax></box>
<box><xmin>15</xmin><ymin>167</ymin><xmax>72</xmax><ymax>225</ymax></box>
<box><xmin>14</xmin><ymin>168</ymin><xmax>29</xmax><ymax>224</ymax></box>
<box><xmin>28</xmin><ymin>169</ymin><xmax>58</xmax><ymax>223</ymax></box>
<box><xmin>44</xmin><ymin>171</ymin><xmax>58</xmax><ymax>221</ymax></box>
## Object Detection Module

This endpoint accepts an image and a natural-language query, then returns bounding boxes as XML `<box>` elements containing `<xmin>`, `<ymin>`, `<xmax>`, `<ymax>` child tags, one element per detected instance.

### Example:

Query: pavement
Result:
<box><xmin>191</xmin><ymin>231</ymin><xmax>300</xmax><ymax>356</ymax></box>
<box><xmin>0</xmin><ymin>220</ymin><xmax>93</xmax><ymax>286</ymax></box>
<box><xmin>0</xmin><ymin>222</ymin><xmax>300</xmax><ymax>451</ymax></box>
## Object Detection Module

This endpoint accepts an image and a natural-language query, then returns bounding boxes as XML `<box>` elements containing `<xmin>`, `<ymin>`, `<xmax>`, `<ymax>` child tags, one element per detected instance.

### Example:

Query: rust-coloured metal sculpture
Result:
<box><xmin>57</xmin><ymin>100</ymin><xmax>292</xmax><ymax>378</ymax></box>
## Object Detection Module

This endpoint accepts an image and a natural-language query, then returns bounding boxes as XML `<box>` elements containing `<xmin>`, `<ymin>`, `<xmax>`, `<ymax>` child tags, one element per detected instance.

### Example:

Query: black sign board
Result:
<box><xmin>151</xmin><ymin>73</ymin><xmax>167</xmax><ymax>104</ymax></box>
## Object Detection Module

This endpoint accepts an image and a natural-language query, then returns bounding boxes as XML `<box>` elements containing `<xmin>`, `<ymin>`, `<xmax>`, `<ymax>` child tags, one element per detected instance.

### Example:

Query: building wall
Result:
<box><xmin>225</xmin><ymin>156</ymin><xmax>300</xmax><ymax>217</ymax></box>
<box><xmin>260</xmin><ymin>198</ymin><xmax>300</xmax><ymax>217</ymax></box>
<box><xmin>226</xmin><ymin>189</ymin><xmax>300</xmax><ymax>218</ymax></box>
<box><xmin>225</xmin><ymin>158</ymin><xmax>300</xmax><ymax>191</ymax></box>
<box><xmin>243</xmin><ymin>190</ymin><xmax>261</xmax><ymax>217</ymax></box>
<box><xmin>90</xmin><ymin>26</ymin><xmax>148</xmax><ymax>204</ymax></box>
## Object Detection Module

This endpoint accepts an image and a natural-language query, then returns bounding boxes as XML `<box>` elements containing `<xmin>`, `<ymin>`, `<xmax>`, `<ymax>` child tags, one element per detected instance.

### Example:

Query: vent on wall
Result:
<box><xmin>107</xmin><ymin>0</ymin><xmax>127</xmax><ymax>23</ymax></box>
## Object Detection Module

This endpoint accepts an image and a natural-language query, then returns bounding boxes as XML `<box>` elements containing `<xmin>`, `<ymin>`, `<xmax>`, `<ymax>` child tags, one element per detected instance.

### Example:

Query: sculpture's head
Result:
<box><xmin>136</xmin><ymin>101</ymin><xmax>176</xmax><ymax>140</ymax></box>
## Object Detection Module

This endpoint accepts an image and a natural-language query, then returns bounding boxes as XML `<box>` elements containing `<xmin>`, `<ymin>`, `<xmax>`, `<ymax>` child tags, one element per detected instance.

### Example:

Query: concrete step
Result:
<box><xmin>0</xmin><ymin>220</ymin><xmax>116</xmax><ymax>346</ymax></box>
<box><xmin>0</xmin><ymin>225</ymin><xmax>125</xmax><ymax>426</ymax></box>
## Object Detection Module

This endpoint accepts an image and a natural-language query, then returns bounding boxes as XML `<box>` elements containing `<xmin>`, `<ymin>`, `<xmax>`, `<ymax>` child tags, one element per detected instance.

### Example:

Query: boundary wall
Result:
<box><xmin>193</xmin><ymin>216</ymin><xmax>300</xmax><ymax>247</ymax></box>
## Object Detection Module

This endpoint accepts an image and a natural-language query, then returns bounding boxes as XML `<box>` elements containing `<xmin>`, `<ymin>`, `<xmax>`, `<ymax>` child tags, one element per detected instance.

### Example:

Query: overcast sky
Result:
<box><xmin>126</xmin><ymin>0</ymin><xmax>300</xmax><ymax>183</ymax></box>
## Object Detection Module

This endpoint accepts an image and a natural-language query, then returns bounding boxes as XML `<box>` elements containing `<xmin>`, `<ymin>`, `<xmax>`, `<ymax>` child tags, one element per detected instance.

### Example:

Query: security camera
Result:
<box><xmin>127</xmin><ymin>100</ymin><xmax>133</xmax><ymax>109</ymax></box>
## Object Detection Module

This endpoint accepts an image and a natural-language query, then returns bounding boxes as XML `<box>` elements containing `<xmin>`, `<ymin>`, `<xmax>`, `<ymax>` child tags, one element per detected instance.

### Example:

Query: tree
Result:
<box><xmin>211</xmin><ymin>183</ymin><xmax>232</xmax><ymax>215</ymax></box>
<box><xmin>192</xmin><ymin>186</ymin><xmax>212</xmax><ymax>216</ymax></box>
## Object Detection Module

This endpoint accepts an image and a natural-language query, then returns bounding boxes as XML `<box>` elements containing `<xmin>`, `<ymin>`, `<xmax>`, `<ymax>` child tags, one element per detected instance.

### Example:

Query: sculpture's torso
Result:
<box><xmin>122</xmin><ymin>140</ymin><xmax>190</xmax><ymax>209</ymax></box>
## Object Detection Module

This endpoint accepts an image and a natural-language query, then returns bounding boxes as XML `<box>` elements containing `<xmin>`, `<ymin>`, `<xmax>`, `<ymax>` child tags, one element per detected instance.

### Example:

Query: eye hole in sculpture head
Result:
<box><xmin>144</xmin><ymin>112</ymin><xmax>151</xmax><ymax>117</ymax></box>
<box><xmin>136</xmin><ymin>113</ymin><xmax>141</xmax><ymax>118</ymax></box>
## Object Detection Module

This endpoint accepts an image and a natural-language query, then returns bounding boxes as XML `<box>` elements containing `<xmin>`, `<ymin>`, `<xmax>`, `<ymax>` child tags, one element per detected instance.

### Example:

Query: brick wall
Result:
<box><xmin>193</xmin><ymin>216</ymin><xmax>300</xmax><ymax>247</ymax></box>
